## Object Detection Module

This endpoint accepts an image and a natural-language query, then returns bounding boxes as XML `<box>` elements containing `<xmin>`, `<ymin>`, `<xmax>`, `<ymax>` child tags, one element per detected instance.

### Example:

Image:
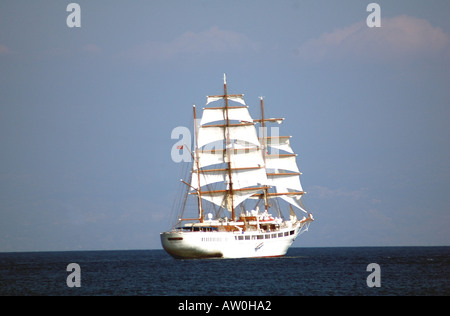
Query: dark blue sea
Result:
<box><xmin>0</xmin><ymin>247</ymin><xmax>449</xmax><ymax>296</ymax></box>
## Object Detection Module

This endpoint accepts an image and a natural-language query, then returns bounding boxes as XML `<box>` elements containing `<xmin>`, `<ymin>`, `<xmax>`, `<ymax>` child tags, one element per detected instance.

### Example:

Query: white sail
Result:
<box><xmin>262</xmin><ymin>136</ymin><xmax>294</xmax><ymax>154</ymax></box>
<box><xmin>267</xmin><ymin>172</ymin><xmax>302</xmax><ymax>191</ymax></box>
<box><xmin>256</xmin><ymin>107</ymin><xmax>306</xmax><ymax>213</ymax></box>
<box><xmin>206</xmin><ymin>95</ymin><xmax>246</xmax><ymax>106</ymax></box>
<box><xmin>193</xmin><ymin>93</ymin><xmax>269</xmax><ymax>212</ymax></box>
<box><xmin>197</xmin><ymin>124</ymin><xmax>260</xmax><ymax>149</ymax></box>
<box><xmin>191</xmin><ymin>167</ymin><xmax>268</xmax><ymax>191</ymax></box>
<box><xmin>194</xmin><ymin>188</ymin><xmax>264</xmax><ymax>212</ymax></box>
<box><xmin>194</xmin><ymin>147</ymin><xmax>265</xmax><ymax>170</ymax></box>
<box><xmin>200</xmin><ymin>106</ymin><xmax>253</xmax><ymax>125</ymax></box>
<box><xmin>265</xmin><ymin>154</ymin><xmax>300</xmax><ymax>173</ymax></box>
<box><xmin>276</xmin><ymin>189</ymin><xmax>307</xmax><ymax>213</ymax></box>
<box><xmin>267</xmin><ymin>172</ymin><xmax>306</xmax><ymax>212</ymax></box>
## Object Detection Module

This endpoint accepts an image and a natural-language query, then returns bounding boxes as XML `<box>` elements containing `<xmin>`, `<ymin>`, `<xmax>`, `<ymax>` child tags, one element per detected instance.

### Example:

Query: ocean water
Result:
<box><xmin>0</xmin><ymin>247</ymin><xmax>448</xmax><ymax>296</ymax></box>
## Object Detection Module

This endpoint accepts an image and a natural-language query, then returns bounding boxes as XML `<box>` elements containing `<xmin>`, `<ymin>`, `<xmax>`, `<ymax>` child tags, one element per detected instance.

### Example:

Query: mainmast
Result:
<box><xmin>223</xmin><ymin>74</ymin><xmax>236</xmax><ymax>221</ymax></box>
<box><xmin>193</xmin><ymin>105</ymin><xmax>204</xmax><ymax>223</ymax></box>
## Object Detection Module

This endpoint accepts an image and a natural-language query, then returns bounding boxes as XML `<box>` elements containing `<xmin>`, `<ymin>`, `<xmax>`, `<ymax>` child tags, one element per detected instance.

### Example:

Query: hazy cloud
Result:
<box><xmin>81</xmin><ymin>44</ymin><xmax>102</xmax><ymax>56</ymax></box>
<box><xmin>117</xmin><ymin>26</ymin><xmax>258</xmax><ymax>63</ymax></box>
<box><xmin>0</xmin><ymin>44</ymin><xmax>12</xmax><ymax>55</ymax></box>
<box><xmin>296</xmin><ymin>15</ymin><xmax>449</xmax><ymax>63</ymax></box>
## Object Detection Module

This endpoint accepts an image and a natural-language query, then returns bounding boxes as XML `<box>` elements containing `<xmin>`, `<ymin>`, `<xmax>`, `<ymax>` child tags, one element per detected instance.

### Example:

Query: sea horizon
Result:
<box><xmin>1</xmin><ymin>244</ymin><xmax>449</xmax><ymax>254</ymax></box>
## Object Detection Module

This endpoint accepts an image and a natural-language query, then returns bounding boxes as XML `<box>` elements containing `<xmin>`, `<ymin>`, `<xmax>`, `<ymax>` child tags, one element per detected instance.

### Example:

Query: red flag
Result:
<box><xmin>177</xmin><ymin>145</ymin><xmax>183</xmax><ymax>150</ymax></box>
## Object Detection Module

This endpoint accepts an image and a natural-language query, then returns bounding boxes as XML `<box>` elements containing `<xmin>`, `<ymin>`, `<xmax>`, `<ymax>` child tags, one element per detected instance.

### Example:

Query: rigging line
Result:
<box><xmin>169</xmin><ymin>104</ymin><xmax>197</xmax><ymax>227</ymax></box>
<box><xmin>181</xmin><ymin>163</ymin><xmax>193</xmax><ymax>225</ymax></box>
<box><xmin>168</xmin><ymin>181</ymin><xmax>180</xmax><ymax>229</ymax></box>
<box><xmin>169</xmin><ymin>161</ymin><xmax>190</xmax><ymax>229</ymax></box>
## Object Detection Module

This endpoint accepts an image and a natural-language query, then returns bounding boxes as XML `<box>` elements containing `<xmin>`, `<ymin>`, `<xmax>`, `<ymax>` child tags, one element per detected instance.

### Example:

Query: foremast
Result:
<box><xmin>192</xmin><ymin>105</ymin><xmax>204</xmax><ymax>223</ymax></box>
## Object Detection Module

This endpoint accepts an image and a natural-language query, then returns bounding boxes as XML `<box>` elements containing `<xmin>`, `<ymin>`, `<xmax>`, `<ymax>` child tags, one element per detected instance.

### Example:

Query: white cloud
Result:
<box><xmin>296</xmin><ymin>15</ymin><xmax>449</xmax><ymax>63</ymax></box>
<box><xmin>118</xmin><ymin>26</ymin><xmax>258</xmax><ymax>63</ymax></box>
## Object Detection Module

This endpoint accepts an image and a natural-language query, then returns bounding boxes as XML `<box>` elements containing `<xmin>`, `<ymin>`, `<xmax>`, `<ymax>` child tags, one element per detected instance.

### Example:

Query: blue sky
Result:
<box><xmin>0</xmin><ymin>0</ymin><xmax>449</xmax><ymax>251</ymax></box>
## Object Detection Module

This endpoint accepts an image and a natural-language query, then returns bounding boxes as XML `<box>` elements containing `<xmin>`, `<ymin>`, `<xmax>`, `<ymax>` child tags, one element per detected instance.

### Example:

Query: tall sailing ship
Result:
<box><xmin>160</xmin><ymin>75</ymin><xmax>314</xmax><ymax>259</ymax></box>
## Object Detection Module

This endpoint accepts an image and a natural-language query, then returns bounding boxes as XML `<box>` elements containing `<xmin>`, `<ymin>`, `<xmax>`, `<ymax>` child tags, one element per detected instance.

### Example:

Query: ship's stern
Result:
<box><xmin>160</xmin><ymin>231</ymin><xmax>223</xmax><ymax>259</ymax></box>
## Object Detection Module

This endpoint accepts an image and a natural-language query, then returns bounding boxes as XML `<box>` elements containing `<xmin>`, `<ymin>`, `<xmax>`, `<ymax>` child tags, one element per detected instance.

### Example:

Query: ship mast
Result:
<box><xmin>191</xmin><ymin>75</ymin><xmax>275</xmax><ymax>221</ymax></box>
<box><xmin>223</xmin><ymin>74</ymin><xmax>236</xmax><ymax>221</ymax></box>
<box><xmin>259</xmin><ymin>97</ymin><xmax>269</xmax><ymax>213</ymax></box>
<box><xmin>192</xmin><ymin>105</ymin><xmax>204</xmax><ymax>223</ymax></box>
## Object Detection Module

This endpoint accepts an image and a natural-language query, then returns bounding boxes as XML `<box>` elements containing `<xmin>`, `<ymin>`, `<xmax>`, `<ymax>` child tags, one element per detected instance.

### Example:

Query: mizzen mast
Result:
<box><xmin>259</xmin><ymin>97</ymin><xmax>269</xmax><ymax>213</ymax></box>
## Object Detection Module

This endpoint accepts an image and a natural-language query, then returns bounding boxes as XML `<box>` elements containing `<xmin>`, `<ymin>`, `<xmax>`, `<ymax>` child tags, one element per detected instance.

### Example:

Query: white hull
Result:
<box><xmin>161</xmin><ymin>224</ymin><xmax>302</xmax><ymax>259</ymax></box>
